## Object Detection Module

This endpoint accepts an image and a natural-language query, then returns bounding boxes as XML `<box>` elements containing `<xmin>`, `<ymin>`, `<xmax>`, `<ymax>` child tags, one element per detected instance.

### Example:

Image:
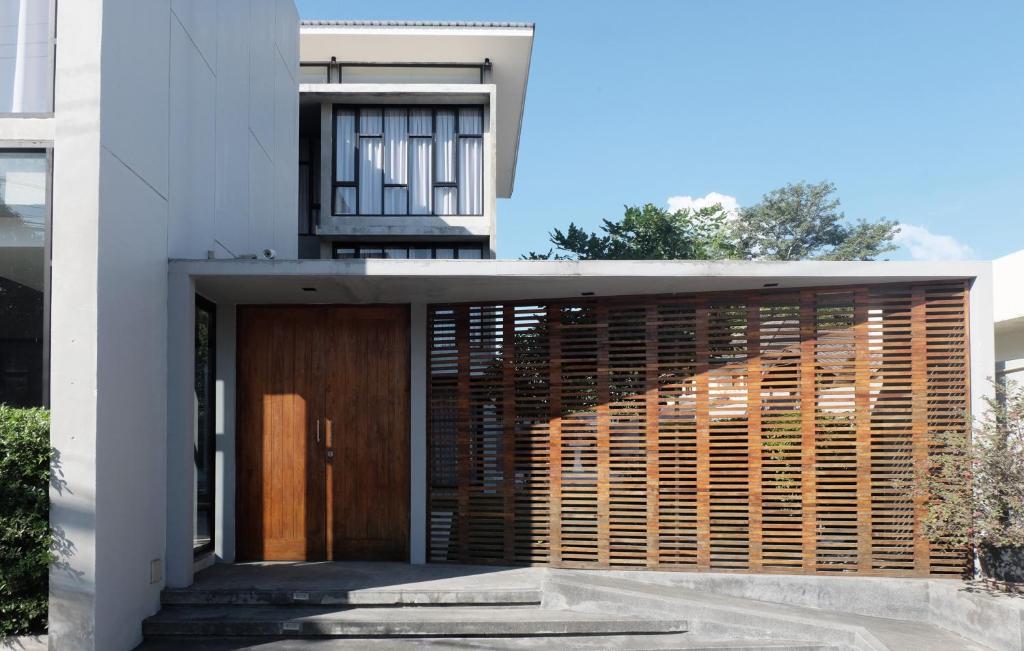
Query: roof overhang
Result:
<box><xmin>173</xmin><ymin>259</ymin><xmax>989</xmax><ymax>306</ymax></box>
<box><xmin>299</xmin><ymin>21</ymin><xmax>534</xmax><ymax>198</ymax></box>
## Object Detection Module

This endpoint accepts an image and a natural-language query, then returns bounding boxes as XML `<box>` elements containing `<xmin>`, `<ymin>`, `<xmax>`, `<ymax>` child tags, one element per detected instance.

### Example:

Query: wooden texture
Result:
<box><xmin>237</xmin><ymin>306</ymin><xmax>410</xmax><ymax>562</ymax></box>
<box><xmin>427</xmin><ymin>281</ymin><xmax>971</xmax><ymax>577</ymax></box>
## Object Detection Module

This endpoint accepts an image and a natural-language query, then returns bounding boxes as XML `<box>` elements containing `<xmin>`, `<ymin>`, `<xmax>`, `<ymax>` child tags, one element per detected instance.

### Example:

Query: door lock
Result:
<box><xmin>326</xmin><ymin>449</ymin><xmax>334</xmax><ymax>459</ymax></box>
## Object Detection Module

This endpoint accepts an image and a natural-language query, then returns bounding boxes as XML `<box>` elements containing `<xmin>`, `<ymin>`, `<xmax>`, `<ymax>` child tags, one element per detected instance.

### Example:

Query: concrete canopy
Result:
<box><xmin>298</xmin><ymin>22</ymin><xmax>534</xmax><ymax>198</ymax></box>
<box><xmin>174</xmin><ymin>258</ymin><xmax>989</xmax><ymax>306</ymax></box>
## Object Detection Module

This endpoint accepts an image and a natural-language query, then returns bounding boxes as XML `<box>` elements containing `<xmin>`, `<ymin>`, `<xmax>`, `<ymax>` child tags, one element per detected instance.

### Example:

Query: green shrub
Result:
<box><xmin>0</xmin><ymin>406</ymin><xmax>50</xmax><ymax>637</ymax></box>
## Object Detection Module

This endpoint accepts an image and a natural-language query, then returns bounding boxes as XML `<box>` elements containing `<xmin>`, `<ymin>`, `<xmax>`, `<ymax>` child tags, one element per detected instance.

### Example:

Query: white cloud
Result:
<box><xmin>666</xmin><ymin>192</ymin><xmax>740</xmax><ymax>219</ymax></box>
<box><xmin>894</xmin><ymin>223</ymin><xmax>973</xmax><ymax>261</ymax></box>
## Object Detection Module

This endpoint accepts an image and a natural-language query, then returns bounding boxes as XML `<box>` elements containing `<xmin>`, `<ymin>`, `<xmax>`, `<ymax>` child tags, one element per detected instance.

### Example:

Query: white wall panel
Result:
<box><xmin>249</xmin><ymin>131</ymin><xmax>275</xmax><ymax>252</ymax></box>
<box><xmin>99</xmin><ymin>0</ymin><xmax>171</xmax><ymax>199</ymax></box>
<box><xmin>248</xmin><ymin>0</ymin><xmax>276</xmax><ymax>157</ymax></box>
<box><xmin>168</xmin><ymin>18</ymin><xmax>216</xmax><ymax>259</ymax></box>
<box><xmin>171</xmin><ymin>0</ymin><xmax>218</xmax><ymax>71</ymax></box>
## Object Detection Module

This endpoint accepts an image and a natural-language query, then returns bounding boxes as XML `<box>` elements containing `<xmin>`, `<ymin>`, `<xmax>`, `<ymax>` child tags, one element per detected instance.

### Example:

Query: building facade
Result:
<box><xmin>0</xmin><ymin>3</ymin><xmax>996</xmax><ymax>650</ymax></box>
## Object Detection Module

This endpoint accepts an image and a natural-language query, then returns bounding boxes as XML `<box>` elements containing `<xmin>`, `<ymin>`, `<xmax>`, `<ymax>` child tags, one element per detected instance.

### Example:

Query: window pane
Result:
<box><xmin>457</xmin><ymin>137</ymin><xmax>483</xmax><ymax>215</ymax></box>
<box><xmin>193</xmin><ymin>301</ymin><xmax>215</xmax><ymax>554</ymax></box>
<box><xmin>409</xmin><ymin>138</ymin><xmax>432</xmax><ymax>215</ymax></box>
<box><xmin>383</xmin><ymin>108</ymin><xmax>407</xmax><ymax>185</ymax></box>
<box><xmin>334</xmin><ymin>186</ymin><xmax>356</xmax><ymax>215</ymax></box>
<box><xmin>0</xmin><ymin>0</ymin><xmax>52</xmax><ymax>113</ymax></box>
<box><xmin>335</xmin><ymin>247</ymin><xmax>356</xmax><ymax>259</ymax></box>
<box><xmin>434</xmin><ymin>186</ymin><xmax>456</xmax><ymax>216</ymax></box>
<box><xmin>434</xmin><ymin>110</ymin><xmax>455</xmax><ymax>183</ymax></box>
<box><xmin>384</xmin><ymin>186</ymin><xmax>407</xmax><ymax>215</ymax></box>
<box><xmin>358</xmin><ymin>137</ymin><xmax>382</xmax><ymax>214</ymax></box>
<box><xmin>0</xmin><ymin>150</ymin><xmax>46</xmax><ymax>407</ymax></box>
<box><xmin>335</xmin><ymin>110</ymin><xmax>355</xmax><ymax>183</ymax></box>
<box><xmin>385</xmin><ymin>247</ymin><xmax>408</xmax><ymax>259</ymax></box>
<box><xmin>410</xmin><ymin>247</ymin><xmax>432</xmax><ymax>259</ymax></box>
<box><xmin>359</xmin><ymin>247</ymin><xmax>384</xmax><ymax>259</ymax></box>
<box><xmin>458</xmin><ymin>107</ymin><xmax>483</xmax><ymax>135</ymax></box>
<box><xmin>409</xmin><ymin>108</ymin><xmax>432</xmax><ymax>136</ymax></box>
<box><xmin>341</xmin><ymin>66</ymin><xmax>480</xmax><ymax>85</ymax></box>
<box><xmin>458</xmin><ymin>247</ymin><xmax>482</xmax><ymax>259</ymax></box>
<box><xmin>435</xmin><ymin>248</ymin><xmax>455</xmax><ymax>259</ymax></box>
<box><xmin>359</xmin><ymin>108</ymin><xmax>382</xmax><ymax>135</ymax></box>
<box><xmin>299</xmin><ymin>65</ymin><xmax>328</xmax><ymax>83</ymax></box>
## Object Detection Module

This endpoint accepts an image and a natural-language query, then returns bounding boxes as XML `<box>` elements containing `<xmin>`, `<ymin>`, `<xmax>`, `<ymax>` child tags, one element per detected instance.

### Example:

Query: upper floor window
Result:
<box><xmin>0</xmin><ymin>0</ymin><xmax>54</xmax><ymax>114</ymax></box>
<box><xmin>333</xmin><ymin>106</ymin><xmax>484</xmax><ymax>217</ymax></box>
<box><xmin>301</xmin><ymin>63</ymin><xmax>484</xmax><ymax>85</ymax></box>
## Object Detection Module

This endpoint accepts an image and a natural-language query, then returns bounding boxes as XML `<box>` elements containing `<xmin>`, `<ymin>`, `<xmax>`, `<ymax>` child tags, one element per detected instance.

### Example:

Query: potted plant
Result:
<box><xmin>916</xmin><ymin>380</ymin><xmax>1024</xmax><ymax>584</ymax></box>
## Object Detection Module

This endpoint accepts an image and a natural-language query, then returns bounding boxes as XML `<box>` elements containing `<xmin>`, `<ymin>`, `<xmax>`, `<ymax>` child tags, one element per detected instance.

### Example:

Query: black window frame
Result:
<box><xmin>193</xmin><ymin>295</ymin><xmax>217</xmax><ymax>557</ymax></box>
<box><xmin>331</xmin><ymin>241</ymin><xmax>486</xmax><ymax>260</ymax></box>
<box><xmin>331</xmin><ymin>104</ymin><xmax>485</xmax><ymax>218</ymax></box>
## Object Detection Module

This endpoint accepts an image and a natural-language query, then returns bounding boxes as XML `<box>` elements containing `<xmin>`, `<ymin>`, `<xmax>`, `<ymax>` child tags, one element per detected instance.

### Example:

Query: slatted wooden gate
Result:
<box><xmin>427</xmin><ymin>281</ymin><xmax>971</xmax><ymax>577</ymax></box>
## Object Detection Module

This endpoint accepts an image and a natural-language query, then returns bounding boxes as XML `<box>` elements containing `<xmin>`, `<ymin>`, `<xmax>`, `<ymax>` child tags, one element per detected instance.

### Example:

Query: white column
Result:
<box><xmin>165</xmin><ymin>271</ymin><xmax>195</xmax><ymax>588</ymax></box>
<box><xmin>409</xmin><ymin>303</ymin><xmax>428</xmax><ymax>564</ymax></box>
<box><xmin>215</xmin><ymin>303</ymin><xmax>237</xmax><ymax>562</ymax></box>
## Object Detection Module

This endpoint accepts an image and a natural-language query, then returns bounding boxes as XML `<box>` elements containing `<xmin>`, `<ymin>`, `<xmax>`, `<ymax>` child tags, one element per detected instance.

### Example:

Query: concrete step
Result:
<box><xmin>135</xmin><ymin>633</ymin><xmax>837</xmax><ymax>650</ymax></box>
<box><xmin>141</xmin><ymin>605</ymin><xmax>688</xmax><ymax>639</ymax></box>
<box><xmin>161</xmin><ymin>585</ymin><xmax>543</xmax><ymax>607</ymax></box>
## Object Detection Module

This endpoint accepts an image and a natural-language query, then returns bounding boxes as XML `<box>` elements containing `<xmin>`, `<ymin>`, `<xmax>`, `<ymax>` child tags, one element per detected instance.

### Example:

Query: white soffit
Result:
<box><xmin>299</xmin><ymin>21</ymin><xmax>535</xmax><ymax>198</ymax></box>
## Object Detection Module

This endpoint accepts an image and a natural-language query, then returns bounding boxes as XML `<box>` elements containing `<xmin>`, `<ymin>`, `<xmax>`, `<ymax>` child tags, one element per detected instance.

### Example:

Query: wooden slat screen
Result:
<box><xmin>427</xmin><ymin>281</ymin><xmax>970</xmax><ymax>576</ymax></box>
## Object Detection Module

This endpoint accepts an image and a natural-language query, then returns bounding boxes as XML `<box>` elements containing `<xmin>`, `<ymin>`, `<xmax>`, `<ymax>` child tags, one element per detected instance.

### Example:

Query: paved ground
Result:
<box><xmin>181</xmin><ymin>562</ymin><xmax>540</xmax><ymax>593</ymax></box>
<box><xmin>135</xmin><ymin>634</ymin><xmax>834</xmax><ymax>650</ymax></box>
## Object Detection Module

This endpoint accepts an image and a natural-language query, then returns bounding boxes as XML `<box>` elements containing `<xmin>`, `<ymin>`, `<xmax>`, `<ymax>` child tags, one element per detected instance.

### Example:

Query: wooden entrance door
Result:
<box><xmin>236</xmin><ymin>306</ymin><xmax>409</xmax><ymax>562</ymax></box>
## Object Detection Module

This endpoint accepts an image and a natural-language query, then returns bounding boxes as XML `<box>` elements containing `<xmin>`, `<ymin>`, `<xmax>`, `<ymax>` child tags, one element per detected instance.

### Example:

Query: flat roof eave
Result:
<box><xmin>174</xmin><ymin>258</ymin><xmax>990</xmax><ymax>306</ymax></box>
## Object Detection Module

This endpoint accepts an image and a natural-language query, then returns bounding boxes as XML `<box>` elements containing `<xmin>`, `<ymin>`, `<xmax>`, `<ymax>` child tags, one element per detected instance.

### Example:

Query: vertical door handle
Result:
<box><xmin>316</xmin><ymin>419</ymin><xmax>321</xmax><ymax>443</ymax></box>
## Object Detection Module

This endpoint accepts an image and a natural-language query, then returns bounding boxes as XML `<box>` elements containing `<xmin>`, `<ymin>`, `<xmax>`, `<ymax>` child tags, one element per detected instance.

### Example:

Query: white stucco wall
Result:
<box><xmin>994</xmin><ymin>249</ymin><xmax>1024</xmax><ymax>364</ymax></box>
<box><xmin>48</xmin><ymin>2</ymin><xmax>298</xmax><ymax>649</ymax></box>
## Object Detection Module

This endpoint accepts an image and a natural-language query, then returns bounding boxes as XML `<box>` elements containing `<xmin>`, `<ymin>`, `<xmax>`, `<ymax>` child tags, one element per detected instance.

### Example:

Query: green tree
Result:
<box><xmin>525</xmin><ymin>203</ymin><xmax>738</xmax><ymax>260</ymax></box>
<box><xmin>525</xmin><ymin>181</ymin><xmax>899</xmax><ymax>262</ymax></box>
<box><xmin>733</xmin><ymin>181</ymin><xmax>898</xmax><ymax>261</ymax></box>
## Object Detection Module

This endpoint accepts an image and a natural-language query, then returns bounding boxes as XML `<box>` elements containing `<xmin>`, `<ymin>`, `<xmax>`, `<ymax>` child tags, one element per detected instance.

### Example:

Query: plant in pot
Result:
<box><xmin>916</xmin><ymin>380</ymin><xmax>1024</xmax><ymax>584</ymax></box>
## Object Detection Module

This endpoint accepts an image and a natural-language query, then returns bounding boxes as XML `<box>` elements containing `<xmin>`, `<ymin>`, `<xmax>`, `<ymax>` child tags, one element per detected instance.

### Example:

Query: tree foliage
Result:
<box><xmin>525</xmin><ymin>181</ymin><xmax>899</xmax><ymax>262</ymax></box>
<box><xmin>915</xmin><ymin>382</ymin><xmax>1024</xmax><ymax>550</ymax></box>
<box><xmin>0</xmin><ymin>406</ymin><xmax>51</xmax><ymax>637</ymax></box>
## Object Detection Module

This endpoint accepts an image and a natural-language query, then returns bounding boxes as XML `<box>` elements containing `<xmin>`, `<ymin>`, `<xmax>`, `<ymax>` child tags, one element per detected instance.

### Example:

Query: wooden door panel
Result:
<box><xmin>236</xmin><ymin>307</ymin><xmax>325</xmax><ymax>561</ymax></box>
<box><xmin>323</xmin><ymin>306</ymin><xmax>410</xmax><ymax>561</ymax></box>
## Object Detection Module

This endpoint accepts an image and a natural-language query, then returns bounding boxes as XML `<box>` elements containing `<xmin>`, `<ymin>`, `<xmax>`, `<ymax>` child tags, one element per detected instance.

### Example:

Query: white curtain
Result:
<box><xmin>383</xmin><ymin>108</ymin><xmax>407</xmax><ymax>186</ymax></box>
<box><xmin>359</xmin><ymin>137</ymin><xmax>382</xmax><ymax>214</ymax></box>
<box><xmin>434</xmin><ymin>187</ymin><xmax>457</xmax><ymax>216</ymax></box>
<box><xmin>335</xmin><ymin>111</ymin><xmax>356</xmax><ymax>182</ymax></box>
<box><xmin>409</xmin><ymin>108</ymin><xmax>432</xmax><ymax>136</ymax></box>
<box><xmin>434</xmin><ymin>110</ymin><xmax>456</xmax><ymax>184</ymax></box>
<box><xmin>0</xmin><ymin>0</ymin><xmax>50</xmax><ymax>113</ymax></box>
<box><xmin>384</xmin><ymin>187</ymin><xmax>407</xmax><ymax>215</ymax></box>
<box><xmin>409</xmin><ymin>138</ymin><xmax>432</xmax><ymax>215</ymax></box>
<box><xmin>458</xmin><ymin>137</ymin><xmax>483</xmax><ymax>215</ymax></box>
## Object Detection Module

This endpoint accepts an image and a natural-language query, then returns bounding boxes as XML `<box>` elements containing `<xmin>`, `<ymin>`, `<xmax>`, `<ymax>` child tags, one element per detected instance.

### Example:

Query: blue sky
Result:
<box><xmin>297</xmin><ymin>0</ymin><xmax>1024</xmax><ymax>261</ymax></box>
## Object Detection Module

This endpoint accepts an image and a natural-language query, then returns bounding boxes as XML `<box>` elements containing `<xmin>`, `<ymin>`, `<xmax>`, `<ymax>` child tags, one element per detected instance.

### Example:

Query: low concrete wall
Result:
<box><xmin>589</xmin><ymin>571</ymin><xmax>1023</xmax><ymax>651</ymax></box>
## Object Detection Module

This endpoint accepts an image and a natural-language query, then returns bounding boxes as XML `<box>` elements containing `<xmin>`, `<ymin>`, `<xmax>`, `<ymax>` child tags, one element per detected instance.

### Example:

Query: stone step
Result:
<box><xmin>141</xmin><ymin>605</ymin><xmax>688</xmax><ymax>639</ymax></box>
<box><xmin>161</xmin><ymin>585</ymin><xmax>543</xmax><ymax>607</ymax></box>
<box><xmin>135</xmin><ymin>633</ymin><xmax>836</xmax><ymax>650</ymax></box>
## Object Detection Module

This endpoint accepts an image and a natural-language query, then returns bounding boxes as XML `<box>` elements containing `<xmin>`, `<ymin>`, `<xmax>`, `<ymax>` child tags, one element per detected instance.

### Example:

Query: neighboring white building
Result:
<box><xmin>994</xmin><ymin>249</ymin><xmax>1024</xmax><ymax>383</ymax></box>
<box><xmin>0</xmin><ymin>3</ymin><xmax>998</xmax><ymax>650</ymax></box>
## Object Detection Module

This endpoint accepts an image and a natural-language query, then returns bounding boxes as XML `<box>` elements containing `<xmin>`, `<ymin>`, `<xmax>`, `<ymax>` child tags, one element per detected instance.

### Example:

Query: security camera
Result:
<box><xmin>260</xmin><ymin>248</ymin><xmax>277</xmax><ymax>261</ymax></box>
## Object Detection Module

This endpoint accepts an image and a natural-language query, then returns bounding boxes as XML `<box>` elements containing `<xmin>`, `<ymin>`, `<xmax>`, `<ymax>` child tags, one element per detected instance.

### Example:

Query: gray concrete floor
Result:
<box><xmin>178</xmin><ymin>561</ymin><xmax>541</xmax><ymax>594</ymax></box>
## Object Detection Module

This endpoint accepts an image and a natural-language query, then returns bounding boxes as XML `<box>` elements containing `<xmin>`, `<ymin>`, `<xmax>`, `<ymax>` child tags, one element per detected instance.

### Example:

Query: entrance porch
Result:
<box><xmin>163</xmin><ymin>258</ymin><xmax>993</xmax><ymax>589</ymax></box>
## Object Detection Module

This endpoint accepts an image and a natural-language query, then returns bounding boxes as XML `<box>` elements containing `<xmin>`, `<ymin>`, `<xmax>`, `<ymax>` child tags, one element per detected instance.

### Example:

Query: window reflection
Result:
<box><xmin>0</xmin><ymin>150</ymin><xmax>47</xmax><ymax>407</ymax></box>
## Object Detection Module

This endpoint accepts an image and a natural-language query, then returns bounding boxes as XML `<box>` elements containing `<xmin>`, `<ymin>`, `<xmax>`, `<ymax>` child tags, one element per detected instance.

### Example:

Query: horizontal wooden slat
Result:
<box><xmin>426</xmin><ymin>281</ymin><xmax>971</xmax><ymax>577</ymax></box>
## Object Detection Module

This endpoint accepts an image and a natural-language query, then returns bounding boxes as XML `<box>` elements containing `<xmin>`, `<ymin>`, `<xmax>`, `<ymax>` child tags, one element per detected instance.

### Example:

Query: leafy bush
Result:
<box><xmin>917</xmin><ymin>381</ymin><xmax>1024</xmax><ymax>550</ymax></box>
<box><xmin>0</xmin><ymin>406</ymin><xmax>50</xmax><ymax>636</ymax></box>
